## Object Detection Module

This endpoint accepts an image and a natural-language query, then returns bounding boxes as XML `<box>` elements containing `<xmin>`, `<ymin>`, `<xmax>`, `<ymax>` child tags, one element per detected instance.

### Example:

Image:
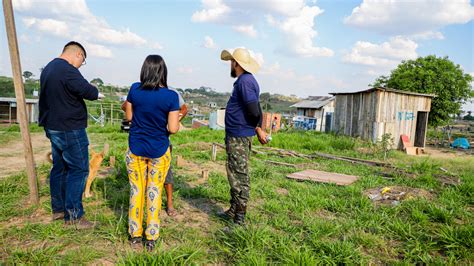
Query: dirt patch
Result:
<box><xmin>0</xmin><ymin>133</ymin><xmax>51</xmax><ymax>178</ymax></box>
<box><xmin>276</xmin><ymin>187</ymin><xmax>289</xmax><ymax>196</ymax></box>
<box><xmin>421</xmin><ymin>146</ymin><xmax>473</xmax><ymax>159</ymax></box>
<box><xmin>364</xmin><ymin>186</ymin><xmax>433</xmax><ymax>206</ymax></box>
<box><xmin>160</xmin><ymin>198</ymin><xmax>223</xmax><ymax>234</ymax></box>
<box><xmin>313</xmin><ymin>209</ymin><xmax>339</xmax><ymax>220</ymax></box>
<box><xmin>176</xmin><ymin>157</ymin><xmax>226</xmax><ymax>187</ymax></box>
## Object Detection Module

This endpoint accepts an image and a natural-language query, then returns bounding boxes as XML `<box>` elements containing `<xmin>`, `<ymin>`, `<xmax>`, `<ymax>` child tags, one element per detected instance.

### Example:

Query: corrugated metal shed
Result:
<box><xmin>290</xmin><ymin>96</ymin><xmax>334</xmax><ymax>109</ymax></box>
<box><xmin>330</xmin><ymin>87</ymin><xmax>434</xmax><ymax>148</ymax></box>
<box><xmin>290</xmin><ymin>96</ymin><xmax>335</xmax><ymax>132</ymax></box>
<box><xmin>0</xmin><ymin>97</ymin><xmax>39</xmax><ymax>123</ymax></box>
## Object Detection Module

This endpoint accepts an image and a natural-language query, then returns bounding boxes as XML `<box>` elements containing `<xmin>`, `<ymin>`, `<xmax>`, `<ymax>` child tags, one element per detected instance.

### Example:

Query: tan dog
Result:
<box><xmin>46</xmin><ymin>143</ymin><xmax>109</xmax><ymax>198</ymax></box>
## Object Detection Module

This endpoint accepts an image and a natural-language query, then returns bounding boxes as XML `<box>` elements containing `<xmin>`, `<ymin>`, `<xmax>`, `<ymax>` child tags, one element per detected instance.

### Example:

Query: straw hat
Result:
<box><xmin>220</xmin><ymin>48</ymin><xmax>260</xmax><ymax>74</ymax></box>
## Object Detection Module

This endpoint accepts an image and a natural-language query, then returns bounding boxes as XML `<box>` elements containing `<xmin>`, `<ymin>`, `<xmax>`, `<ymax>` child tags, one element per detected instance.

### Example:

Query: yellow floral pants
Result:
<box><xmin>126</xmin><ymin>148</ymin><xmax>171</xmax><ymax>241</ymax></box>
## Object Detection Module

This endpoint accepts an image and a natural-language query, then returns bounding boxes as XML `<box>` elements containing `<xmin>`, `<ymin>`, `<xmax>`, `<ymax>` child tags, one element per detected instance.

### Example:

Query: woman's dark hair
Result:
<box><xmin>140</xmin><ymin>55</ymin><xmax>168</xmax><ymax>89</ymax></box>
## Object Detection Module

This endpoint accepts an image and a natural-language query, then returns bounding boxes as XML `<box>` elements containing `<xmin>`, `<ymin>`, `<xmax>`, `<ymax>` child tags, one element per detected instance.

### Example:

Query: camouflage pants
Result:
<box><xmin>225</xmin><ymin>136</ymin><xmax>252</xmax><ymax>207</ymax></box>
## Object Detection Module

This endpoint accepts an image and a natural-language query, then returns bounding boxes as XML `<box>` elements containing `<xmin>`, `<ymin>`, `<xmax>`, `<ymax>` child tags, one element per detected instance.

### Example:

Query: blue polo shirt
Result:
<box><xmin>127</xmin><ymin>82</ymin><xmax>180</xmax><ymax>158</ymax></box>
<box><xmin>225</xmin><ymin>73</ymin><xmax>260</xmax><ymax>137</ymax></box>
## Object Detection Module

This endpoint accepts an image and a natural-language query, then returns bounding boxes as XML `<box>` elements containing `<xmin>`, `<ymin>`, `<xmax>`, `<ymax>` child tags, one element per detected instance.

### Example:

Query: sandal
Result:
<box><xmin>145</xmin><ymin>240</ymin><xmax>156</xmax><ymax>252</ymax></box>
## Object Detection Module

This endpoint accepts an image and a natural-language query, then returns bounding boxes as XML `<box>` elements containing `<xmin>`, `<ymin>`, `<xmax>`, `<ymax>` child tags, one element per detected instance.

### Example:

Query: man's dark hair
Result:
<box><xmin>140</xmin><ymin>55</ymin><xmax>168</xmax><ymax>89</ymax></box>
<box><xmin>63</xmin><ymin>41</ymin><xmax>87</xmax><ymax>58</ymax></box>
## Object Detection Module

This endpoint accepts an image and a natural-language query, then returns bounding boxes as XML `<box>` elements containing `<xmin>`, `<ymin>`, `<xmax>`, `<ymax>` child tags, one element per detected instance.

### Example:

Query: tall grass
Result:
<box><xmin>1</xmin><ymin>127</ymin><xmax>473</xmax><ymax>264</ymax></box>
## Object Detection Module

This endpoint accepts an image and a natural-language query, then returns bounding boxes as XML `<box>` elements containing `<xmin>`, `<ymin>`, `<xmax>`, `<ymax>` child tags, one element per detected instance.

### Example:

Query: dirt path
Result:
<box><xmin>0</xmin><ymin>133</ymin><xmax>51</xmax><ymax>178</ymax></box>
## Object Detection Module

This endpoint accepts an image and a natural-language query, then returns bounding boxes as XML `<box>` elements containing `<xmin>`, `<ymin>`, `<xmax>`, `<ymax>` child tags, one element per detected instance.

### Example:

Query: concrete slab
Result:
<box><xmin>287</xmin><ymin>169</ymin><xmax>358</xmax><ymax>186</ymax></box>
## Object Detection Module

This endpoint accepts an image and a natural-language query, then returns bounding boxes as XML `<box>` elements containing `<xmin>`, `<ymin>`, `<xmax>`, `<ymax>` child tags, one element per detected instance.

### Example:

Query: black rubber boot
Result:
<box><xmin>233</xmin><ymin>204</ymin><xmax>247</xmax><ymax>225</ymax></box>
<box><xmin>218</xmin><ymin>194</ymin><xmax>238</xmax><ymax>220</ymax></box>
<box><xmin>218</xmin><ymin>201</ymin><xmax>236</xmax><ymax>220</ymax></box>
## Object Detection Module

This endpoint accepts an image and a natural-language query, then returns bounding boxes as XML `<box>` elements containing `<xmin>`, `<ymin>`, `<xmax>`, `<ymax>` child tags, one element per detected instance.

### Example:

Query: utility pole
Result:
<box><xmin>3</xmin><ymin>0</ymin><xmax>39</xmax><ymax>204</ymax></box>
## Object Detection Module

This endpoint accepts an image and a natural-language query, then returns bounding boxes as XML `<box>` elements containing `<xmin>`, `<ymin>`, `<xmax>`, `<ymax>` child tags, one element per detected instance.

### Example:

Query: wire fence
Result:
<box><xmin>86</xmin><ymin>102</ymin><xmax>124</xmax><ymax>126</ymax></box>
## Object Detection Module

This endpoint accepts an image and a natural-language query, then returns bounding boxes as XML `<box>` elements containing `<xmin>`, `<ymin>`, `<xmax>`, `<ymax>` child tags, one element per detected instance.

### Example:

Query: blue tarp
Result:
<box><xmin>451</xmin><ymin>138</ymin><xmax>470</xmax><ymax>149</ymax></box>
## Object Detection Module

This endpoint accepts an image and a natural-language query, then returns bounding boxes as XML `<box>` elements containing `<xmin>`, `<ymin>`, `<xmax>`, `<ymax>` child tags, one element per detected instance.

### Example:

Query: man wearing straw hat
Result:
<box><xmin>219</xmin><ymin>47</ymin><xmax>269</xmax><ymax>225</ymax></box>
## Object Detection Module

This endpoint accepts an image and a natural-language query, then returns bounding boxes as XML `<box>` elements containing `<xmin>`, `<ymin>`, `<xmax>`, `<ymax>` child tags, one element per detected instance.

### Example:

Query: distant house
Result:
<box><xmin>330</xmin><ymin>87</ymin><xmax>434</xmax><ymax>148</ymax></box>
<box><xmin>0</xmin><ymin>97</ymin><xmax>39</xmax><ymax>123</ymax></box>
<box><xmin>208</xmin><ymin>102</ymin><xmax>217</xmax><ymax>108</ymax></box>
<box><xmin>209</xmin><ymin>109</ymin><xmax>225</xmax><ymax>130</ymax></box>
<box><xmin>290</xmin><ymin>96</ymin><xmax>335</xmax><ymax>132</ymax></box>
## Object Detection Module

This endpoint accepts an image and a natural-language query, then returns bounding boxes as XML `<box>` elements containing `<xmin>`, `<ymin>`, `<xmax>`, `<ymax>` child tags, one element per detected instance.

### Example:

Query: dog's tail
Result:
<box><xmin>46</xmin><ymin>151</ymin><xmax>53</xmax><ymax>163</ymax></box>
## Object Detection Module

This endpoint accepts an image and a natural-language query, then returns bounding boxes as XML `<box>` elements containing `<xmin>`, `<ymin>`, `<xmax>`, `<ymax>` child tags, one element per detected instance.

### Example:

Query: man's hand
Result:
<box><xmin>256</xmin><ymin>127</ymin><xmax>268</xmax><ymax>145</ymax></box>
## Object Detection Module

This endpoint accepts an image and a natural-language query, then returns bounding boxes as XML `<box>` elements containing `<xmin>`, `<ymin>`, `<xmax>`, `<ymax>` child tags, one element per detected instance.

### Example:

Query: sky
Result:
<box><xmin>1</xmin><ymin>0</ymin><xmax>473</xmax><ymax>111</ymax></box>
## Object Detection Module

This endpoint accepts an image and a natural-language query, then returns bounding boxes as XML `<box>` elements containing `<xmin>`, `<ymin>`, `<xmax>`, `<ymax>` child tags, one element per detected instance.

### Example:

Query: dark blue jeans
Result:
<box><xmin>45</xmin><ymin>128</ymin><xmax>89</xmax><ymax>221</ymax></box>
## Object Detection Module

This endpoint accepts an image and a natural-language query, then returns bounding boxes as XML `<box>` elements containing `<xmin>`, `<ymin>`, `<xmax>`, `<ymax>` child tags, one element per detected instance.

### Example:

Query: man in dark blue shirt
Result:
<box><xmin>39</xmin><ymin>41</ymin><xmax>101</xmax><ymax>229</ymax></box>
<box><xmin>220</xmin><ymin>48</ymin><xmax>268</xmax><ymax>225</ymax></box>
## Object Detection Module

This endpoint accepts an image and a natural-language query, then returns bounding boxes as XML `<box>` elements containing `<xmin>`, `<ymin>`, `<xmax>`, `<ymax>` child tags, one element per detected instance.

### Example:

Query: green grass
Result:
<box><xmin>1</xmin><ymin>126</ymin><xmax>473</xmax><ymax>264</ymax></box>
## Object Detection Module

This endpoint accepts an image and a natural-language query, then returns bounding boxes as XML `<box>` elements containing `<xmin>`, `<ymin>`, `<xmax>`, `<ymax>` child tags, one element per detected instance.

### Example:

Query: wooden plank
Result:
<box><xmin>287</xmin><ymin>169</ymin><xmax>358</xmax><ymax>186</ymax></box>
<box><xmin>3</xmin><ymin>0</ymin><xmax>38</xmax><ymax>204</ymax></box>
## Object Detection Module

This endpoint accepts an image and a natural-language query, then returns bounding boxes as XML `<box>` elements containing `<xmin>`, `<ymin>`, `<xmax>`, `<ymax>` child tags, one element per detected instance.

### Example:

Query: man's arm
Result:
<box><xmin>66</xmin><ymin>67</ymin><xmax>99</xmax><ymax>100</ymax></box>
<box><xmin>245</xmin><ymin>101</ymin><xmax>268</xmax><ymax>144</ymax></box>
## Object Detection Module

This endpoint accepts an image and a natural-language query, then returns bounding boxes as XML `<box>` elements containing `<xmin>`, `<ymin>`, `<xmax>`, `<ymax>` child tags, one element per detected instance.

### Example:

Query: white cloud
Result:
<box><xmin>268</xmin><ymin>6</ymin><xmax>334</xmax><ymax>57</ymax></box>
<box><xmin>343</xmin><ymin>36</ymin><xmax>418</xmax><ymax>74</ymax></box>
<box><xmin>13</xmin><ymin>0</ymin><xmax>156</xmax><ymax>58</ymax></box>
<box><xmin>260</xmin><ymin>62</ymin><xmax>281</xmax><ymax>75</ymax></box>
<box><xmin>78</xmin><ymin>23</ymin><xmax>146</xmax><ymax>46</ymax></box>
<box><xmin>177</xmin><ymin>66</ymin><xmax>194</xmax><ymax>74</ymax></box>
<box><xmin>233</xmin><ymin>0</ymin><xmax>305</xmax><ymax>17</ymax></box>
<box><xmin>82</xmin><ymin>42</ymin><xmax>113</xmax><ymax>59</ymax></box>
<box><xmin>258</xmin><ymin>61</ymin><xmax>349</xmax><ymax>96</ymax></box>
<box><xmin>203</xmin><ymin>36</ymin><xmax>217</xmax><ymax>49</ymax></box>
<box><xmin>22</xmin><ymin>17</ymin><xmax>70</xmax><ymax>37</ymax></box>
<box><xmin>190</xmin><ymin>0</ymin><xmax>333</xmax><ymax>58</ymax></box>
<box><xmin>14</xmin><ymin>0</ymin><xmax>91</xmax><ymax>20</ymax></box>
<box><xmin>344</xmin><ymin>0</ymin><xmax>474</xmax><ymax>37</ymax></box>
<box><xmin>232</xmin><ymin>24</ymin><xmax>257</xmax><ymax>38</ymax></box>
<box><xmin>191</xmin><ymin>0</ymin><xmax>231</xmax><ymax>23</ymax></box>
<box><xmin>410</xmin><ymin>31</ymin><xmax>445</xmax><ymax>40</ymax></box>
<box><xmin>150</xmin><ymin>42</ymin><xmax>164</xmax><ymax>50</ymax></box>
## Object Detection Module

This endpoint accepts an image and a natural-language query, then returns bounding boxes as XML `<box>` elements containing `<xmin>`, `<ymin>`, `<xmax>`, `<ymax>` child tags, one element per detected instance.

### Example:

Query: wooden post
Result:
<box><xmin>201</xmin><ymin>169</ymin><xmax>209</xmax><ymax>180</ymax></box>
<box><xmin>110</xmin><ymin>103</ymin><xmax>113</xmax><ymax>125</ymax></box>
<box><xmin>3</xmin><ymin>0</ymin><xmax>39</xmax><ymax>204</ymax></box>
<box><xmin>176</xmin><ymin>155</ymin><xmax>184</xmax><ymax>167</ymax></box>
<box><xmin>8</xmin><ymin>102</ymin><xmax>11</xmax><ymax>124</ymax></box>
<box><xmin>211</xmin><ymin>143</ymin><xmax>217</xmax><ymax>161</ymax></box>
<box><xmin>109</xmin><ymin>156</ymin><xmax>116</xmax><ymax>167</ymax></box>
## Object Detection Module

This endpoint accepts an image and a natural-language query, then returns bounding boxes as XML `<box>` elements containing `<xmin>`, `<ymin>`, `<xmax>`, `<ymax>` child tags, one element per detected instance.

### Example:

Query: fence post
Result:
<box><xmin>3</xmin><ymin>0</ymin><xmax>39</xmax><ymax>204</ymax></box>
<box><xmin>110</xmin><ymin>103</ymin><xmax>113</xmax><ymax>125</ymax></box>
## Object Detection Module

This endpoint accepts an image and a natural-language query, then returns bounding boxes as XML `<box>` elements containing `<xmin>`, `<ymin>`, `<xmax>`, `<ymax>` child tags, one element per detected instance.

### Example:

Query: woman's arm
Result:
<box><xmin>168</xmin><ymin>110</ymin><xmax>180</xmax><ymax>134</ymax></box>
<box><xmin>179</xmin><ymin>104</ymin><xmax>188</xmax><ymax>121</ymax></box>
<box><xmin>122</xmin><ymin>100</ymin><xmax>133</xmax><ymax>121</ymax></box>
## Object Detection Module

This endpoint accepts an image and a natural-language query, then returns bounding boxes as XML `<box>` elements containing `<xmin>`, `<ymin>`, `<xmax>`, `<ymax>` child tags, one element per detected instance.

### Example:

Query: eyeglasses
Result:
<box><xmin>81</xmin><ymin>53</ymin><xmax>87</xmax><ymax>66</ymax></box>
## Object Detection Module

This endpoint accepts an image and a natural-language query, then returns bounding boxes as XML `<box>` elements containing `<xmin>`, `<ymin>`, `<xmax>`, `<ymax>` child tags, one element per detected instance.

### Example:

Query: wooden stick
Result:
<box><xmin>211</xmin><ymin>143</ymin><xmax>217</xmax><ymax>161</ymax></box>
<box><xmin>264</xmin><ymin>160</ymin><xmax>297</xmax><ymax>168</ymax></box>
<box><xmin>3</xmin><ymin>0</ymin><xmax>38</xmax><ymax>204</ymax></box>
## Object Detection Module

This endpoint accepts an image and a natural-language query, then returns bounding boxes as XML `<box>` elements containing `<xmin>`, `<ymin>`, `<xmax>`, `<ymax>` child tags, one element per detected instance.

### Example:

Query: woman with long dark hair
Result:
<box><xmin>122</xmin><ymin>55</ymin><xmax>180</xmax><ymax>251</ymax></box>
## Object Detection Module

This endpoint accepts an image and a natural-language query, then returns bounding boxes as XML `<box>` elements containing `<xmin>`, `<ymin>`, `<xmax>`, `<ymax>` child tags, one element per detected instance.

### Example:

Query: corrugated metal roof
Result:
<box><xmin>330</xmin><ymin>87</ymin><xmax>436</xmax><ymax>98</ymax></box>
<box><xmin>0</xmin><ymin>97</ymin><xmax>39</xmax><ymax>103</ymax></box>
<box><xmin>290</xmin><ymin>97</ymin><xmax>334</xmax><ymax>109</ymax></box>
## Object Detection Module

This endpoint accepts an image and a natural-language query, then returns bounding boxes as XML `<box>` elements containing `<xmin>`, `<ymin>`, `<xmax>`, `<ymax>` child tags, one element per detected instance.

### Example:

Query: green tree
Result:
<box><xmin>22</xmin><ymin>71</ymin><xmax>33</xmax><ymax>80</ymax></box>
<box><xmin>90</xmin><ymin>78</ymin><xmax>104</xmax><ymax>87</ymax></box>
<box><xmin>464</xmin><ymin>111</ymin><xmax>474</xmax><ymax>121</ymax></box>
<box><xmin>260</xmin><ymin>92</ymin><xmax>272</xmax><ymax>111</ymax></box>
<box><xmin>372</xmin><ymin>55</ymin><xmax>473</xmax><ymax>127</ymax></box>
